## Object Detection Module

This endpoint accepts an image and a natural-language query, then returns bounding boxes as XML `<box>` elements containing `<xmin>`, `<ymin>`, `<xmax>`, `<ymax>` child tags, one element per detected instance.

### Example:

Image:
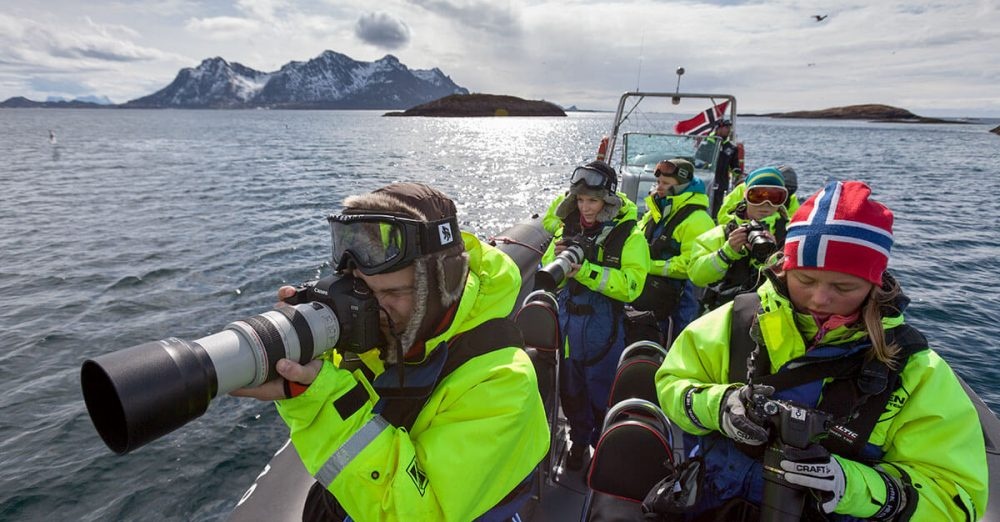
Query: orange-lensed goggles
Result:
<box><xmin>745</xmin><ymin>185</ymin><xmax>788</xmax><ymax>206</ymax></box>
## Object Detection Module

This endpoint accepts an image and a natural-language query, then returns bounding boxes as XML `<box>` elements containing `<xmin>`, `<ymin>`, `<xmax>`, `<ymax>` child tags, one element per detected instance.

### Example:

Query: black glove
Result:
<box><xmin>719</xmin><ymin>384</ymin><xmax>773</xmax><ymax>445</ymax></box>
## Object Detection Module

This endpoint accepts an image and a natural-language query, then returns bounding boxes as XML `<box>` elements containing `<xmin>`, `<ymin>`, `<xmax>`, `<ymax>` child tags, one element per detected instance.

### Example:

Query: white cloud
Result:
<box><xmin>0</xmin><ymin>0</ymin><xmax>998</xmax><ymax>116</ymax></box>
<box><xmin>185</xmin><ymin>16</ymin><xmax>263</xmax><ymax>37</ymax></box>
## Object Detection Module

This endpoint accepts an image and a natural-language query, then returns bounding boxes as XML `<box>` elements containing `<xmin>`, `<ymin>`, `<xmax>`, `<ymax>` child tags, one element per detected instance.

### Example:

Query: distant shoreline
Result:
<box><xmin>739</xmin><ymin>104</ymin><xmax>970</xmax><ymax>124</ymax></box>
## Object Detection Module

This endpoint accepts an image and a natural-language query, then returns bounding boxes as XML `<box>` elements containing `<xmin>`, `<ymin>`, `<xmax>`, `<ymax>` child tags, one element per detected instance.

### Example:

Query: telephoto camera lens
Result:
<box><xmin>81</xmin><ymin>302</ymin><xmax>341</xmax><ymax>454</ymax></box>
<box><xmin>80</xmin><ymin>273</ymin><xmax>381</xmax><ymax>455</ymax></box>
<box><xmin>534</xmin><ymin>243</ymin><xmax>585</xmax><ymax>292</ymax></box>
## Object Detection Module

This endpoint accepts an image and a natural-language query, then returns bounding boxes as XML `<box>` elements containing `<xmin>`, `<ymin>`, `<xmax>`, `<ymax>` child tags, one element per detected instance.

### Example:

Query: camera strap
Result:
<box><xmin>729</xmin><ymin>293</ymin><xmax>928</xmax><ymax>459</ymax></box>
<box><xmin>645</xmin><ymin>204</ymin><xmax>707</xmax><ymax>260</ymax></box>
<box><xmin>374</xmin><ymin>317</ymin><xmax>525</xmax><ymax>431</ymax></box>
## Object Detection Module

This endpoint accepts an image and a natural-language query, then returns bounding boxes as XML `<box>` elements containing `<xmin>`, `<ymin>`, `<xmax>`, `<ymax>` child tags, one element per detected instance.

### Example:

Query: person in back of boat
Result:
<box><xmin>654</xmin><ymin>180</ymin><xmax>987</xmax><ymax>521</ymax></box>
<box><xmin>542</xmin><ymin>160</ymin><xmax>649</xmax><ymax>470</ymax></box>
<box><xmin>631</xmin><ymin>159</ymin><xmax>715</xmax><ymax>342</ymax></box>
<box><xmin>690</xmin><ymin>166</ymin><xmax>790</xmax><ymax>313</ymax></box>
<box><xmin>717</xmin><ymin>164</ymin><xmax>800</xmax><ymax>225</ymax></box>
<box><xmin>232</xmin><ymin>183</ymin><xmax>549</xmax><ymax>521</ymax></box>
<box><xmin>697</xmin><ymin>119</ymin><xmax>741</xmax><ymax>216</ymax></box>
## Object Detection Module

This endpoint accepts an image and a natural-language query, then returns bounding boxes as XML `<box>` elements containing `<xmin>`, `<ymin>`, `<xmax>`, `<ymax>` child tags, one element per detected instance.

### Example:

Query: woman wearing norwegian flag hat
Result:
<box><xmin>651</xmin><ymin>180</ymin><xmax>987</xmax><ymax>520</ymax></box>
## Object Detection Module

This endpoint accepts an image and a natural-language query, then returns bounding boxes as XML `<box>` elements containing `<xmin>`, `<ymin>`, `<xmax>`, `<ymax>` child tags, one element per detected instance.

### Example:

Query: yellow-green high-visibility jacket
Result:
<box><xmin>542</xmin><ymin>192</ymin><xmax>566</xmax><ymax>235</ymax></box>
<box><xmin>540</xmin><ymin>193</ymin><xmax>649</xmax><ymax>303</ymax></box>
<box><xmin>687</xmin><ymin>214</ymin><xmax>785</xmax><ymax>287</ymax></box>
<box><xmin>716</xmin><ymin>183</ymin><xmax>800</xmax><ymax>225</ymax></box>
<box><xmin>654</xmin><ymin>280</ymin><xmax>988</xmax><ymax>520</ymax></box>
<box><xmin>275</xmin><ymin>232</ymin><xmax>549</xmax><ymax>521</ymax></box>
<box><xmin>638</xmin><ymin>190</ymin><xmax>715</xmax><ymax>280</ymax></box>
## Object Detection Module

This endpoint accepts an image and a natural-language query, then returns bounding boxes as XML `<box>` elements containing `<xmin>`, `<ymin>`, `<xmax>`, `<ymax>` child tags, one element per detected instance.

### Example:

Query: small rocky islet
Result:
<box><xmin>384</xmin><ymin>93</ymin><xmax>566</xmax><ymax>117</ymax></box>
<box><xmin>748</xmin><ymin>103</ymin><xmax>964</xmax><ymax>124</ymax></box>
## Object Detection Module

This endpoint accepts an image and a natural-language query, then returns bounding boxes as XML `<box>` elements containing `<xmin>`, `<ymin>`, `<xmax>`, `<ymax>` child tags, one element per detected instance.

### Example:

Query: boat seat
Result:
<box><xmin>515</xmin><ymin>290</ymin><xmax>561</xmax><ymax>423</ymax></box>
<box><xmin>584</xmin><ymin>399</ymin><xmax>676</xmax><ymax>521</ymax></box>
<box><xmin>514</xmin><ymin>290</ymin><xmax>562</xmax><ymax>492</ymax></box>
<box><xmin>607</xmin><ymin>341</ymin><xmax>668</xmax><ymax>407</ymax></box>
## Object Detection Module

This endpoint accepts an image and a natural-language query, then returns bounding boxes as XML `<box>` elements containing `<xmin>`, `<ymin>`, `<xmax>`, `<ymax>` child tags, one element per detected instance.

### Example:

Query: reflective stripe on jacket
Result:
<box><xmin>276</xmin><ymin>232</ymin><xmax>549</xmax><ymax>521</ymax></box>
<box><xmin>654</xmin><ymin>280</ymin><xmax>987</xmax><ymax>520</ymax></box>
<box><xmin>637</xmin><ymin>180</ymin><xmax>714</xmax><ymax>280</ymax></box>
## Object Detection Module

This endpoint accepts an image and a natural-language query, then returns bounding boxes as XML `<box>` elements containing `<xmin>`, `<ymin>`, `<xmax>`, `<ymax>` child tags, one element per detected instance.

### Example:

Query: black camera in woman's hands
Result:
<box><xmin>742</xmin><ymin>220</ymin><xmax>777</xmax><ymax>263</ymax></box>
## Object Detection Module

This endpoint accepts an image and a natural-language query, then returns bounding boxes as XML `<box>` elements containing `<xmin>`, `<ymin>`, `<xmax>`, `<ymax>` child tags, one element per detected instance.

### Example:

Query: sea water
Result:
<box><xmin>1</xmin><ymin>109</ymin><xmax>998</xmax><ymax>520</ymax></box>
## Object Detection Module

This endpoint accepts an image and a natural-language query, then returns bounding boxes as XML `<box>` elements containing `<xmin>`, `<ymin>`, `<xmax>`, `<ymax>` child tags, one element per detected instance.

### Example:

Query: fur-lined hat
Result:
<box><xmin>342</xmin><ymin>183</ymin><xmax>468</xmax><ymax>361</ymax></box>
<box><xmin>554</xmin><ymin>161</ymin><xmax>623</xmax><ymax>223</ymax></box>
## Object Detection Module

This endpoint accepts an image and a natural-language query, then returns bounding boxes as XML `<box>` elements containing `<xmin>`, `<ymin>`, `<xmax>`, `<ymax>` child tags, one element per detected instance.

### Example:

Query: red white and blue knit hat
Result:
<box><xmin>782</xmin><ymin>180</ymin><xmax>893</xmax><ymax>285</ymax></box>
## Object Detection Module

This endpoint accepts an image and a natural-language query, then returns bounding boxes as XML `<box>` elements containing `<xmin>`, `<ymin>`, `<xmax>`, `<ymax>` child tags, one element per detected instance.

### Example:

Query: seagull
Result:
<box><xmin>813</xmin><ymin>14</ymin><xmax>828</xmax><ymax>21</ymax></box>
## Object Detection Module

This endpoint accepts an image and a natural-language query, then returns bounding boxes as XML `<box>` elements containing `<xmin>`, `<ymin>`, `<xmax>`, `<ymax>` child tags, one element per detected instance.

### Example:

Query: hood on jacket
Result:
<box><xmin>421</xmin><ymin>232</ymin><xmax>521</xmax><ymax>361</ymax></box>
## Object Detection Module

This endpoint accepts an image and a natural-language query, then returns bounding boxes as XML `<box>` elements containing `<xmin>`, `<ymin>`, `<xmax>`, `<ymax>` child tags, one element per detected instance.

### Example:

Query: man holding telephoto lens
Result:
<box><xmin>232</xmin><ymin>182</ymin><xmax>548</xmax><ymax>521</ymax></box>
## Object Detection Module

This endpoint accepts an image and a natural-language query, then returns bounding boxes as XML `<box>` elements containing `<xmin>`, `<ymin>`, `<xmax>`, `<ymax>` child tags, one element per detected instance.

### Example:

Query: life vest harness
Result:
<box><xmin>728</xmin><ymin>292</ymin><xmax>928</xmax><ymax>461</ymax></box>
<box><xmin>645</xmin><ymin>203</ymin><xmax>707</xmax><ymax>260</ymax></box>
<box><xmin>560</xmin><ymin>211</ymin><xmax>634</xmax><ymax>303</ymax></box>
<box><xmin>700</xmin><ymin>216</ymin><xmax>788</xmax><ymax>312</ymax></box>
<box><xmin>559</xmin><ymin>211</ymin><xmax>634</xmax><ymax>366</ymax></box>
<box><xmin>372</xmin><ymin>317</ymin><xmax>525</xmax><ymax>430</ymax></box>
<box><xmin>631</xmin><ymin>203</ymin><xmax>706</xmax><ymax>320</ymax></box>
<box><xmin>307</xmin><ymin>318</ymin><xmax>529</xmax><ymax>521</ymax></box>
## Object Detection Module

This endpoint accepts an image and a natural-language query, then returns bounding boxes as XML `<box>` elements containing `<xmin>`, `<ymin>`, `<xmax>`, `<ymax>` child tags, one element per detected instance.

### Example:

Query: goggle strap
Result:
<box><xmin>419</xmin><ymin>216</ymin><xmax>461</xmax><ymax>253</ymax></box>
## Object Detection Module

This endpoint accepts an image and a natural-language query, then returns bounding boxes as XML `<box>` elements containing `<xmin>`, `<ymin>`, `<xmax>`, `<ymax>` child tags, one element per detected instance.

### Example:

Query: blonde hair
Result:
<box><xmin>862</xmin><ymin>277</ymin><xmax>902</xmax><ymax>367</ymax></box>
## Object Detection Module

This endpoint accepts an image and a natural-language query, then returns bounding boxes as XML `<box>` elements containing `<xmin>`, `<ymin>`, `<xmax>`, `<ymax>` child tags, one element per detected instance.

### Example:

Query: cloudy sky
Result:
<box><xmin>1</xmin><ymin>0</ymin><xmax>998</xmax><ymax>117</ymax></box>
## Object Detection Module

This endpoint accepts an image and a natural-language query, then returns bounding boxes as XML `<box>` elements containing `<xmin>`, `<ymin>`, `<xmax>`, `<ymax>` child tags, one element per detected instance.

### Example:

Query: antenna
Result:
<box><xmin>635</xmin><ymin>32</ymin><xmax>646</xmax><ymax>91</ymax></box>
<box><xmin>672</xmin><ymin>67</ymin><xmax>685</xmax><ymax>105</ymax></box>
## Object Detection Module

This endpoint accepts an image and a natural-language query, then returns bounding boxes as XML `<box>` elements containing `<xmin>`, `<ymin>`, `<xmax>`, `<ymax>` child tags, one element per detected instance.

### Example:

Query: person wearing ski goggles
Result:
<box><xmin>716</xmin><ymin>164</ymin><xmax>801</xmax><ymax>225</ymax></box>
<box><xmin>633</xmin><ymin>158</ymin><xmax>715</xmax><ymax>340</ymax></box>
<box><xmin>544</xmin><ymin>160</ymin><xmax>649</xmax><ymax>472</ymax></box>
<box><xmin>233</xmin><ymin>182</ymin><xmax>549</xmax><ymax>521</ymax></box>
<box><xmin>688</xmin><ymin>166</ymin><xmax>791</xmax><ymax>313</ymax></box>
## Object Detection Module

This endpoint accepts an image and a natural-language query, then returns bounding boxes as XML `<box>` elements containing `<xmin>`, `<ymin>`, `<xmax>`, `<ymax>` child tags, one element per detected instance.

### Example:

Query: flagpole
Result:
<box><xmin>672</xmin><ymin>67</ymin><xmax>685</xmax><ymax>105</ymax></box>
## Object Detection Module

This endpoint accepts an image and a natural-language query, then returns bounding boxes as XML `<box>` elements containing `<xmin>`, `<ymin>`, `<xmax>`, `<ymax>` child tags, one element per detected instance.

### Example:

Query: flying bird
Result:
<box><xmin>813</xmin><ymin>14</ymin><xmax>829</xmax><ymax>21</ymax></box>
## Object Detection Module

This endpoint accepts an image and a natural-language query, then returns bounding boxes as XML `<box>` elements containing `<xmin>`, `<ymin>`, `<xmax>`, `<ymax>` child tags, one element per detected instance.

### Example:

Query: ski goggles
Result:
<box><xmin>328</xmin><ymin>213</ymin><xmax>461</xmax><ymax>275</ymax></box>
<box><xmin>569</xmin><ymin>166</ymin><xmax>617</xmax><ymax>193</ymax></box>
<box><xmin>654</xmin><ymin>163</ymin><xmax>678</xmax><ymax>177</ymax></box>
<box><xmin>745</xmin><ymin>185</ymin><xmax>788</xmax><ymax>206</ymax></box>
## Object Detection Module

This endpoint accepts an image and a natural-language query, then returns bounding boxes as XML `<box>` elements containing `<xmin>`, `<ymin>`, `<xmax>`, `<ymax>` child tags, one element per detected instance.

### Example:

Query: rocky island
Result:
<box><xmin>384</xmin><ymin>93</ymin><xmax>566</xmax><ymax>117</ymax></box>
<box><xmin>748</xmin><ymin>104</ymin><xmax>962</xmax><ymax>124</ymax></box>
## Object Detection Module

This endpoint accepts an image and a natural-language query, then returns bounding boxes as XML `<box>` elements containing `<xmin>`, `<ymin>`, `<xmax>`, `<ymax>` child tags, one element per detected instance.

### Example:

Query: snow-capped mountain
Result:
<box><xmin>125</xmin><ymin>51</ymin><xmax>468</xmax><ymax>109</ymax></box>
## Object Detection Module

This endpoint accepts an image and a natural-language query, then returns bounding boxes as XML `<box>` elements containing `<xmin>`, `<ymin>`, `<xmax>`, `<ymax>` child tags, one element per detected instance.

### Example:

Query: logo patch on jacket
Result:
<box><xmin>407</xmin><ymin>457</ymin><xmax>429</xmax><ymax>496</ymax></box>
<box><xmin>880</xmin><ymin>384</ymin><xmax>910</xmax><ymax>422</ymax></box>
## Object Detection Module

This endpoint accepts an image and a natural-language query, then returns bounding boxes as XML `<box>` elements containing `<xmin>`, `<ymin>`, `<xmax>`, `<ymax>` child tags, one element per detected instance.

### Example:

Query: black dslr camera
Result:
<box><xmin>283</xmin><ymin>273</ymin><xmax>384</xmax><ymax>354</ymax></box>
<box><xmin>743</xmin><ymin>220</ymin><xmax>777</xmax><ymax>263</ymax></box>
<box><xmin>750</xmin><ymin>395</ymin><xmax>834</xmax><ymax>522</ymax></box>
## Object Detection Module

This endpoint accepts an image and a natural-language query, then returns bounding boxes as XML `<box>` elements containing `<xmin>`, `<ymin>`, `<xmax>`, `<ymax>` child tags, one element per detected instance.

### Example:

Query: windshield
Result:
<box><xmin>620</xmin><ymin>132</ymin><xmax>720</xmax><ymax>216</ymax></box>
<box><xmin>623</xmin><ymin>133</ymin><xmax>719</xmax><ymax>171</ymax></box>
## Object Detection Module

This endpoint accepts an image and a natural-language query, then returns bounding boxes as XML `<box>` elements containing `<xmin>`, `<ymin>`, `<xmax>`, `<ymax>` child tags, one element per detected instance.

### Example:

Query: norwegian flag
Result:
<box><xmin>785</xmin><ymin>181</ymin><xmax>893</xmax><ymax>273</ymax></box>
<box><xmin>673</xmin><ymin>101</ymin><xmax>730</xmax><ymax>136</ymax></box>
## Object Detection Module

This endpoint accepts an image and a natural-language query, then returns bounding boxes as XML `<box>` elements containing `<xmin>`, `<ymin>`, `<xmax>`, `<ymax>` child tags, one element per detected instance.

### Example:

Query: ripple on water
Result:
<box><xmin>2</xmin><ymin>110</ymin><xmax>999</xmax><ymax>521</ymax></box>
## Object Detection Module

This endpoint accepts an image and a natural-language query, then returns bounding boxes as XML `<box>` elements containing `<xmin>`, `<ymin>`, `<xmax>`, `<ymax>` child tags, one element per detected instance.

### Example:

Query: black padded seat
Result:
<box><xmin>607</xmin><ymin>341</ymin><xmax>668</xmax><ymax>407</ymax></box>
<box><xmin>584</xmin><ymin>399</ymin><xmax>676</xmax><ymax>521</ymax></box>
